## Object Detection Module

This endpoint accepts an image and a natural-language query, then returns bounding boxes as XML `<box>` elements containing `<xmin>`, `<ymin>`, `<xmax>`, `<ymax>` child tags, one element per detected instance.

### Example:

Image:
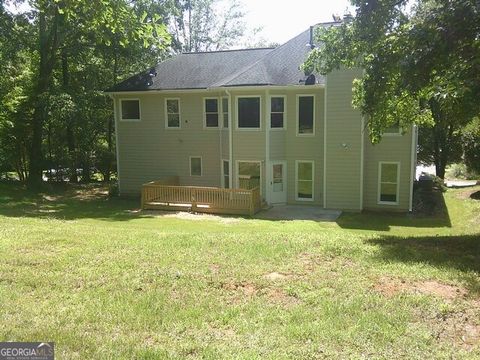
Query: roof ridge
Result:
<box><xmin>213</xmin><ymin>28</ymin><xmax>310</xmax><ymax>87</ymax></box>
<box><xmin>182</xmin><ymin>47</ymin><xmax>275</xmax><ymax>55</ymax></box>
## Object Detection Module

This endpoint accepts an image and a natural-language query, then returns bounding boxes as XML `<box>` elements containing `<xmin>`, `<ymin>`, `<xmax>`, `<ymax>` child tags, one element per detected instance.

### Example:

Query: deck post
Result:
<box><xmin>249</xmin><ymin>190</ymin><xmax>254</xmax><ymax>216</ymax></box>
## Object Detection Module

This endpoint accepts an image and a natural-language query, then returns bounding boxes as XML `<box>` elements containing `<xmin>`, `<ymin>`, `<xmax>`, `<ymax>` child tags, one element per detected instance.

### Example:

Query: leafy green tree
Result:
<box><xmin>304</xmin><ymin>0</ymin><xmax>480</xmax><ymax>178</ymax></box>
<box><xmin>463</xmin><ymin>118</ymin><xmax>480</xmax><ymax>176</ymax></box>
<box><xmin>170</xmin><ymin>0</ymin><xmax>247</xmax><ymax>52</ymax></box>
<box><xmin>25</xmin><ymin>0</ymin><xmax>170</xmax><ymax>189</ymax></box>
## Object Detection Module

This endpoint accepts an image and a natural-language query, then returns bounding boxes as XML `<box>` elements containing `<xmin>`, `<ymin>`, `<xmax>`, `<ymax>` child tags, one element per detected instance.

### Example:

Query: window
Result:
<box><xmin>270</xmin><ymin>96</ymin><xmax>285</xmax><ymax>129</ymax></box>
<box><xmin>190</xmin><ymin>157</ymin><xmax>202</xmax><ymax>176</ymax></box>
<box><xmin>378</xmin><ymin>162</ymin><xmax>400</xmax><ymax>204</ymax></box>
<box><xmin>222</xmin><ymin>97</ymin><xmax>229</xmax><ymax>128</ymax></box>
<box><xmin>384</xmin><ymin>121</ymin><xmax>401</xmax><ymax>135</ymax></box>
<box><xmin>297</xmin><ymin>95</ymin><xmax>314</xmax><ymax>135</ymax></box>
<box><xmin>165</xmin><ymin>98</ymin><xmax>180</xmax><ymax>128</ymax></box>
<box><xmin>222</xmin><ymin>160</ymin><xmax>230</xmax><ymax>188</ymax></box>
<box><xmin>120</xmin><ymin>99</ymin><xmax>140</xmax><ymax>121</ymax></box>
<box><xmin>238</xmin><ymin>161</ymin><xmax>261</xmax><ymax>190</ymax></box>
<box><xmin>237</xmin><ymin>97</ymin><xmax>261</xmax><ymax>129</ymax></box>
<box><xmin>296</xmin><ymin>161</ymin><xmax>314</xmax><ymax>201</ymax></box>
<box><xmin>204</xmin><ymin>98</ymin><xmax>219</xmax><ymax>128</ymax></box>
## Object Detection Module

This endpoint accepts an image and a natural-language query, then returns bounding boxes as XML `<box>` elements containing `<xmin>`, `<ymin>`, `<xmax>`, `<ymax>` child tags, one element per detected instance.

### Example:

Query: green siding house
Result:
<box><xmin>106</xmin><ymin>23</ymin><xmax>417</xmax><ymax>212</ymax></box>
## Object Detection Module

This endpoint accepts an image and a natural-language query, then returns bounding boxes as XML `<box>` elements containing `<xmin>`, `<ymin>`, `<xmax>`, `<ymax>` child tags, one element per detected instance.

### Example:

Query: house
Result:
<box><xmin>105</xmin><ymin>23</ymin><xmax>417</xmax><ymax>212</ymax></box>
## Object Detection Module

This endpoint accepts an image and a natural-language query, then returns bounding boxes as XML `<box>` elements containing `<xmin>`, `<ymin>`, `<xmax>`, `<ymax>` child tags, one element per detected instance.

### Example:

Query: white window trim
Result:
<box><xmin>203</xmin><ymin>97</ymin><xmax>219</xmax><ymax>129</ymax></box>
<box><xmin>296</xmin><ymin>94</ymin><xmax>315</xmax><ymax>136</ymax></box>
<box><xmin>377</xmin><ymin>161</ymin><xmax>401</xmax><ymax>205</ymax></box>
<box><xmin>269</xmin><ymin>95</ymin><xmax>287</xmax><ymax>130</ymax></box>
<box><xmin>221</xmin><ymin>96</ymin><xmax>229</xmax><ymax>129</ymax></box>
<box><xmin>165</xmin><ymin>98</ymin><xmax>181</xmax><ymax>129</ymax></box>
<box><xmin>236</xmin><ymin>160</ymin><xmax>262</xmax><ymax>194</ymax></box>
<box><xmin>295</xmin><ymin>160</ymin><xmax>315</xmax><ymax>202</ymax></box>
<box><xmin>189</xmin><ymin>156</ymin><xmax>202</xmax><ymax>177</ymax></box>
<box><xmin>236</xmin><ymin>95</ymin><xmax>262</xmax><ymax>131</ymax></box>
<box><xmin>221</xmin><ymin>159</ymin><xmax>230</xmax><ymax>188</ymax></box>
<box><xmin>383</xmin><ymin>128</ymin><xmax>403</xmax><ymax>136</ymax></box>
<box><xmin>119</xmin><ymin>98</ymin><xmax>141</xmax><ymax>122</ymax></box>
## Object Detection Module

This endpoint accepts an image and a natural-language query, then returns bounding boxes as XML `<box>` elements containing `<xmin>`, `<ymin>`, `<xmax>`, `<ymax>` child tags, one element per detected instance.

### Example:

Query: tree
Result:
<box><xmin>463</xmin><ymin>117</ymin><xmax>480</xmax><ymax>176</ymax></box>
<box><xmin>170</xmin><ymin>0</ymin><xmax>247</xmax><ymax>52</ymax></box>
<box><xmin>304</xmin><ymin>0</ymin><xmax>480</xmax><ymax>178</ymax></box>
<box><xmin>25</xmin><ymin>0</ymin><xmax>170</xmax><ymax>189</ymax></box>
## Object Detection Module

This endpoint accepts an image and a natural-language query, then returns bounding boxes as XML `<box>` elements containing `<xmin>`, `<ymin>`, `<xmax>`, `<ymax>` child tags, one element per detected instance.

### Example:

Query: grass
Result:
<box><xmin>0</xmin><ymin>182</ymin><xmax>479</xmax><ymax>359</ymax></box>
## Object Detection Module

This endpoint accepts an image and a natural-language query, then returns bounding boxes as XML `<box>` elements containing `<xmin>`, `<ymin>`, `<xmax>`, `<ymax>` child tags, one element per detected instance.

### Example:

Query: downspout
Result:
<box><xmin>265</xmin><ymin>89</ymin><xmax>270</xmax><ymax>204</ymax></box>
<box><xmin>218</xmin><ymin>92</ymin><xmax>223</xmax><ymax>185</ymax></box>
<box><xmin>360</xmin><ymin>115</ymin><xmax>365</xmax><ymax>211</ymax></box>
<box><xmin>109</xmin><ymin>94</ymin><xmax>121</xmax><ymax>195</ymax></box>
<box><xmin>409</xmin><ymin>124</ymin><xmax>418</xmax><ymax>212</ymax></box>
<box><xmin>323</xmin><ymin>76</ymin><xmax>328</xmax><ymax>208</ymax></box>
<box><xmin>226</xmin><ymin>89</ymin><xmax>233</xmax><ymax>188</ymax></box>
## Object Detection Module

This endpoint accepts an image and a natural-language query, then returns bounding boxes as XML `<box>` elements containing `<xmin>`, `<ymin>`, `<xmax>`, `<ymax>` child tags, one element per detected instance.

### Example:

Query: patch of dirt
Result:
<box><xmin>265</xmin><ymin>288</ymin><xmax>301</xmax><ymax>306</ymax></box>
<box><xmin>151</xmin><ymin>211</ymin><xmax>241</xmax><ymax>224</ymax></box>
<box><xmin>220</xmin><ymin>280</ymin><xmax>300</xmax><ymax>306</ymax></box>
<box><xmin>455</xmin><ymin>187</ymin><xmax>480</xmax><ymax>200</ymax></box>
<box><xmin>222</xmin><ymin>281</ymin><xmax>258</xmax><ymax>297</ymax></box>
<box><xmin>72</xmin><ymin>187</ymin><xmax>108</xmax><ymax>201</ymax></box>
<box><xmin>209</xmin><ymin>264</ymin><xmax>221</xmax><ymax>274</ymax></box>
<box><xmin>416</xmin><ymin>280</ymin><xmax>467</xmax><ymax>300</ymax></box>
<box><xmin>298</xmin><ymin>252</ymin><xmax>356</xmax><ymax>275</ymax></box>
<box><xmin>42</xmin><ymin>194</ymin><xmax>63</xmax><ymax>202</ymax></box>
<box><xmin>414</xmin><ymin>303</ymin><xmax>480</xmax><ymax>350</ymax></box>
<box><xmin>374</xmin><ymin>277</ymin><xmax>467</xmax><ymax>300</ymax></box>
<box><xmin>263</xmin><ymin>272</ymin><xmax>291</xmax><ymax>281</ymax></box>
<box><xmin>376</xmin><ymin>277</ymin><xmax>480</xmax><ymax>349</ymax></box>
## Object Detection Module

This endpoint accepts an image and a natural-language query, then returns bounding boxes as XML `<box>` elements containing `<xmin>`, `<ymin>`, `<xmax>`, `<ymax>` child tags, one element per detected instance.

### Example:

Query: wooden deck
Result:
<box><xmin>141</xmin><ymin>177</ymin><xmax>262</xmax><ymax>216</ymax></box>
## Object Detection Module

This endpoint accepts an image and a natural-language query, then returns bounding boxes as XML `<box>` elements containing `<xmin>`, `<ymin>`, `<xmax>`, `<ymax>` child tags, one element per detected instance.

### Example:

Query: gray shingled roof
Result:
<box><xmin>107</xmin><ymin>26</ymin><xmax>327</xmax><ymax>92</ymax></box>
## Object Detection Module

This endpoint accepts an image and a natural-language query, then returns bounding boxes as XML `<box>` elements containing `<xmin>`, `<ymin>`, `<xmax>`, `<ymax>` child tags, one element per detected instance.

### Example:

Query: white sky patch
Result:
<box><xmin>241</xmin><ymin>0</ymin><xmax>354</xmax><ymax>44</ymax></box>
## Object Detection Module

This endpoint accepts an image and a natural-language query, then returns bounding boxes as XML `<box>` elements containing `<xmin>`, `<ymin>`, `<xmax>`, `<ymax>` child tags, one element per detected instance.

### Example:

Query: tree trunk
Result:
<box><xmin>105</xmin><ymin>48</ymin><xmax>118</xmax><ymax>183</ymax></box>
<box><xmin>27</xmin><ymin>8</ymin><xmax>59</xmax><ymax>190</ymax></box>
<box><xmin>62</xmin><ymin>49</ymin><xmax>77</xmax><ymax>183</ymax></box>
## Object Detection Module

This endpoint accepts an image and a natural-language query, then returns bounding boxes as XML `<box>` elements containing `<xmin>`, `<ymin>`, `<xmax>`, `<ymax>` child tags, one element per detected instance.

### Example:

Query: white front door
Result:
<box><xmin>270</xmin><ymin>161</ymin><xmax>287</xmax><ymax>204</ymax></box>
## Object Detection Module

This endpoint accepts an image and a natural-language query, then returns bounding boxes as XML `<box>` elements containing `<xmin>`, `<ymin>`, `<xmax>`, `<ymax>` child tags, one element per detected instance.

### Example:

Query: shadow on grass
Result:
<box><xmin>0</xmin><ymin>181</ymin><xmax>150</xmax><ymax>222</ymax></box>
<box><xmin>471</xmin><ymin>190</ymin><xmax>480</xmax><ymax>200</ymax></box>
<box><xmin>367</xmin><ymin>234</ymin><xmax>480</xmax><ymax>293</ymax></box>
<box><xmin>337</xmin><ymin>189</ymin><xmax>451</xmax><ymax>231</ymax></box>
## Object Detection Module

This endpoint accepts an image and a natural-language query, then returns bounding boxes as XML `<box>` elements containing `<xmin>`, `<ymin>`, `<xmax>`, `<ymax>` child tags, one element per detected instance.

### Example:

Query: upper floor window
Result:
<box><xmin>120</xmin><ymin>99</ymin><xmax>140</xmax><ymax>121</ymax></box>
<box><xmin>384</xmin><ymin>121</ymin><xmax>401</xmax><ymax>135</ymax></box>
<box><xmin>237</xmin><ymin>97</ymin><xmax>260</xmax><ymax>129</ymax></box>
<box><xmin>165</xmin><ymin>98</ymin><xmax>180</xmax><ymax>128</ymax></box>
<box><xmin>204</xmin><ymin>98</ymin><xmax>219</xmax><ymax>128</ymax></box>
<box><xmin>270</xmin><ymin>96</ymin><xmax>285</xmax><ymax>129</ymax></box>
<box><xmin>297</xmin><ymin>95</ymin><xmax>314</xmax><ymax>135</ymax></box>
<box><xmin>378</xmin><ymin>162</ymin><xmax>400</xmax><ymax>204</ymax></box>
<box><xmin>222</xmin><ymin>97</ymin><xmax>229</xmax><ymax>128</ymax></box>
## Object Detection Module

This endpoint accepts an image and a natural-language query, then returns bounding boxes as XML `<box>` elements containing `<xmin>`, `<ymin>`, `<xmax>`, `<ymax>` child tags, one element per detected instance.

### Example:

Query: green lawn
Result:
<box><xmin>0</xmin><ymin>182</ymin><xmax>479</xmax><ymax>359</ymax></box>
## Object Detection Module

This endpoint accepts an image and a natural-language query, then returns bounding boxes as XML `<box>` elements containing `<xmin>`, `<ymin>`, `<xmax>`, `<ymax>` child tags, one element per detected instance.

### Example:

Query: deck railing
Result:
<box><xmin>141</xmin><ymin>180</ymin><xmax>261</xmax><ymax>216</ymax></box>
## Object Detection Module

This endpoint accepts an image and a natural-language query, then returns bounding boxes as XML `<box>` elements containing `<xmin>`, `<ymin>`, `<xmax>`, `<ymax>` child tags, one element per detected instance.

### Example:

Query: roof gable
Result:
<box><xmin>107</xmin><ymin>25</ymin><xmax>334</xmax><ymax>92</ymax></box>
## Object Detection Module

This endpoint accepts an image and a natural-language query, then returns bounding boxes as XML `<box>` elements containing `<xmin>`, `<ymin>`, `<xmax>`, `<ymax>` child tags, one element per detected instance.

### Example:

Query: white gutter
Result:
<box><xmin>265</xmin><ymin>89</ymin><xmax>270</xmax><ymax>204</ymax></box>
<box><xmin>323</xmin><ymin>76</ymin><xmax>328</xmax><ymax>209</ymax></box>
<box><xmin>226</xmin><ymin>89</ymin><xmax>233</xmax><ymax>189</ymax></box>
<box><xmin>104</xmin><ymin>84</ymin><xmax>326</xmax><ymax>97</ymax></box>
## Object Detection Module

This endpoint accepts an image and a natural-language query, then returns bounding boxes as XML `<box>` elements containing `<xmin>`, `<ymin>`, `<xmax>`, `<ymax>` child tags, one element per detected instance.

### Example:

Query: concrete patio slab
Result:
<box><xmin>256</xmin><ymin>205</ymin><xmax>342</xmax><ymax>221</ymax></box>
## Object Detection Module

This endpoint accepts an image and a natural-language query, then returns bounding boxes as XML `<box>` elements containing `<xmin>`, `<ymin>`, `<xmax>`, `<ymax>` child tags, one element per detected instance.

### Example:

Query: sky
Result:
<box><xmin>241</xmin><ymin>0</ymin><xmax>354</xmax><ymax>44</ymax></box>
